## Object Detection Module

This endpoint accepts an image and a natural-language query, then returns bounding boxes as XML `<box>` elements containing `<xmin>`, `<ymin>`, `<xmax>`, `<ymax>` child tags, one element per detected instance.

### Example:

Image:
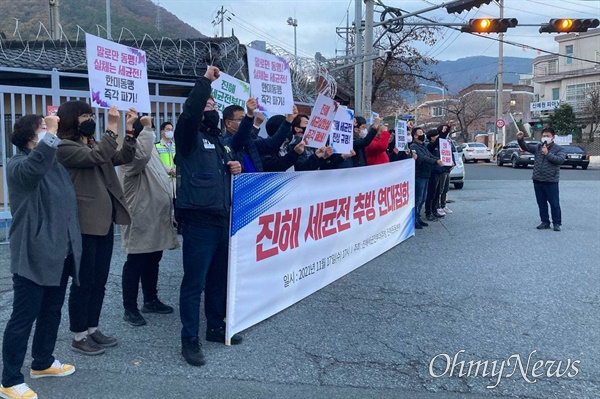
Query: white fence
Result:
<box><xmin>1</xmin><ymin>67</ymin><xmax>193</xmax><ymax>242</ymax></box>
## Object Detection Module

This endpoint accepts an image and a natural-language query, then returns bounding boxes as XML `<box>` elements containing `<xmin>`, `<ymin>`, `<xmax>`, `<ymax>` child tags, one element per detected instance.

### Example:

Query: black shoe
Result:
<box><xmin>206</xmin><ymin>327</ymin><xmax>243</xmax><ymax>345</ymax></box>
<box><xmin>141</xmin><ymin>299</ymin><xmax>174</xmax><ymax>314</ymax></box>
<box><xmin>426</xmin><ymin>214</ymin><xmax>436</xmax><ymax>221</ymax></box>
<box><xmin>182</xmin><ymin>337</ymin><xmax>205</xmax><ymax>366</ymax></box>
<box><xmin>536</xmin><ymin>222</ymin><xmax>551</xmax><ymax>230</ymax></box>
<box><xmin>418</xmin><ymin>218</ymin><xmax>429</xmax><ymax>227</ymax></box>
<box><xmin>415</xmin><ymin>223</ymin><xmax>423</xmax><ymax>229</ymax></box>
<box><xmin>124</xmin><ymin>309</ymin><xmax>147</xmax><ymax>327</ymax></box>
<box><xmin>89</xmin><ymin>330</ymin><xmax>118</xmax><ymax>348</ymax></box>
<box><xmin>433</xmin><ymin>212</ymin><xmax>445</xmax><ymax>219</ymax></box>
<box><xmin>553</xmin><ymin>224</ymin><xmax>561</xmax><ymax>231</ymax></box>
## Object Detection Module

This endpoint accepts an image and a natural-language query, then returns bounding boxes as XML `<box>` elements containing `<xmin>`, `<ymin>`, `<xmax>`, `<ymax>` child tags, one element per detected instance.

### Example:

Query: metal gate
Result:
<box><xmin>1</xmin><ymin>67</ymin><xmax>193</xmax><ymax>242</ymax></box>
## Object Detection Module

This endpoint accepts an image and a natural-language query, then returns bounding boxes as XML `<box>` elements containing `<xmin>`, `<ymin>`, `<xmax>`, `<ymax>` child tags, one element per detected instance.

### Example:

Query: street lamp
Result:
<box><xmin>287</xmin><ymin>17</ymin><xmax>298</xmax><ymax>58</ymax></box>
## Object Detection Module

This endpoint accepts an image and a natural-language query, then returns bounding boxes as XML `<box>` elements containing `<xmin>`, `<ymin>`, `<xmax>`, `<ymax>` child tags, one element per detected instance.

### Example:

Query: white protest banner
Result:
<box><xmin>304</xmin><ymin>93</ymin><xmax>337</xmax><ymax>148</ymax></box>
<box><xmin>211</xmin><ymin>73</ymin><xmax>251</xmax><ymax>113</ymax></box>
<box><xmin>246</xmin><ymin>47</ymin><xmax>293</xmax><ymax>114</ymax></box>
<box><xmin>330</xmin><ymin>106</ymin><xmax>354</xmax><ymax>154</ymax></box>
<box><xmin>226</xmin><ymin>160</ymin><xmax>416</xmax><ymax>343</ymax></box>
<box><xmin>85</xmin><ymin>33</ymin><xmax>150</xmax><ymax>112</ymax></box>
<box><xmin>439</xmin><ymin>138</ymin><xmax>453</xmax><ymax>166</ymax></box>
<box><xmin>395</xmin><ymin>119</ymin><xmax>408</xmax><ymax>151</ymax></box>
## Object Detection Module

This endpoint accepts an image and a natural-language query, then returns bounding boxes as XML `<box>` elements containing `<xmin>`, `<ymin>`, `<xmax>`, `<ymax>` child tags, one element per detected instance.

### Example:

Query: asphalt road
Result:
<box><xmin>0</xmin><ymin>169</ymin><xmax>599</xmax><ymax>399</ymax></box>
<box><xmin>463</xmin><ymin>161</ymin><xmax>600</xmax><ymax>181</ymax></box>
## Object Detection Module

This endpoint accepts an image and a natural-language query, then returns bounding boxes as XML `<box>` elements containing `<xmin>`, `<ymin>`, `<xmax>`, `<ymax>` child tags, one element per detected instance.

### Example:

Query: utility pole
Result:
<box><xmin>106</xmin><ymin>0</ymin><xmax>112</xmax><ymax>40</ymax></box>
<box><xmin>354</xmin><ymin>0</ymin><xmax>363</xmax><ymax>115</ymax></box>
<box><xmin>220</xmin><ymin>5</ymin><xmax>225</xmax><ymax>37</ymax></box>
<box><xmin>496</xmin><ymin>0</ymin><xmax>505</xmax><ymax>147</ymax></box>
<box><xmin>49</xmin><ymin>0</ymin><xmax>60</xmax><ymax>41</ymax></box>
<box><xmin>362</xmin><ymin>0</ymin><xmax>374</xmax><ymax>120</ymax></box>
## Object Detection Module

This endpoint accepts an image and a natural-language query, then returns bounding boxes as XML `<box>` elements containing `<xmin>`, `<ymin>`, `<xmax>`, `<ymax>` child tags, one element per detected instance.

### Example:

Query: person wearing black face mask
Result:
<box><xmin>409</xmin><ymin>127</ymin><xmax>444</xmax><ymax>229</ymax></box>
<box><xmin>56</xmin><ymin>101</ymin><xmax>137</xmax><ymax>356</ymax></box>
<box><xmin>174</xmin><ymin>66</ymin><xmax>246</xmax><ymax>367</ymax></box>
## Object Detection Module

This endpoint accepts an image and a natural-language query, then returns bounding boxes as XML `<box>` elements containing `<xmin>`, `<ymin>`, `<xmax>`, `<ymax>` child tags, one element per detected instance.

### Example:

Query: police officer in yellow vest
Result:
<box><xmin>155</xmin><ymin>122</ymin><xmax>176</xmax><ymax>197</ymax></box>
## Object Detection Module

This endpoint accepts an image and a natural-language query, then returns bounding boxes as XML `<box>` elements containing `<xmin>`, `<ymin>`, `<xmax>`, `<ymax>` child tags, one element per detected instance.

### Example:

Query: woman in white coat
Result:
<box><xmin>119</xmin><ymin>111</ymin><xmax>179</xmax><ymax>326</ymax></box>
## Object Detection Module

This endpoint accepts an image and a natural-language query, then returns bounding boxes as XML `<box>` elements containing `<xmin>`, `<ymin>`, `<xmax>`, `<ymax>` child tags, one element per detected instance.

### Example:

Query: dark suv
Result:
<box><xmin>496</xmin><ymin>140</ymin><xmax>540</xmax><ymax>168</ymax></box>
<box><xmin>561</xmin><ymin>145</ymin><xmax>589</xmax><ymax>170</ymax></box>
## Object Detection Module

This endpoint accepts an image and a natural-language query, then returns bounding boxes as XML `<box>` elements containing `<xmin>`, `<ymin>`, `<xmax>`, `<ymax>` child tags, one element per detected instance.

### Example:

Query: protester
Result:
<box><xmin>437</xmin><ymin>124</ymin><xmax>456</xmax><ymax>215</ymax></box>
<box><xmin>387</xmin><ymin>127</ymin><xmax>416</xmax><ymax>162</ymax></box>
<box><xmin>424</xmin><ymin>129</ymin><xmax>446</xmax><ymax>221</ymax></box>
<box><xmin>222</xmin><ymin>104</ymin><xmax>290</xmax><ymax>172</ymax></box>
<box><xmin>261</xmin><ymin>114</ymin><xmax>304</xmax><ymax>172</ymax></box>
<box><xmin>280</xmin><ymin>114</ymin><xmax>330</xmax><ymax>171</ymax></box>
<box><xmin>119</xmin><ymin>111</ymin><xmax>179</xmax><ymax>327</ymax></box>
<box><xmin>57</xmin><ymin>102</ymin><xmax>136</xmax><ymax>356</ymax></box>
<box><xmin>1</xmin><ymin>115</ymin><xmax>81</xmax><ymax>399</ymax></box>
<box><xmin>351</xmin><ymin>116</ymin><xmax>378</xmax><ymax>167</ymax></box>
<box><xmin>174</xmin><ymin>66</ymin><xmax>245</xmax><ymax>367</ymax></box>
<box><xmin>155</xmin><ymin>121</ymin><xmax>176</xmax><ymax>197</ymax></box>
<box><xmin>410</xmin><ymin>127</ymin><xmax>444</xmax><ymax>229</ymax></box>
<box><xmin>365</xmin><ymin>124</ymin><xmax>391</xmax><ymax>165</ymax></box>
<box><xmin>517</xmin><ymin>128</ymin><xmax>566</xmax><ymax>231</ymax></box>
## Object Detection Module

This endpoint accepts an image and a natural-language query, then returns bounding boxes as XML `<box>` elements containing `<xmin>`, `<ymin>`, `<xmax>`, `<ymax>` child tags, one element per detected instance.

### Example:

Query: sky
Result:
<box><xmin>156</xmin><ymin>0</ymin><xmax>600</xmax><ymax>62</ymax></box>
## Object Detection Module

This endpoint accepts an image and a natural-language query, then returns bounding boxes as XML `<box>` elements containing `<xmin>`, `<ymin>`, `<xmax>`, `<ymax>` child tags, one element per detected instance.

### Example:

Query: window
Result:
<box><xmin>565</xmin><ymin>81</ymin><xmax>600</xmax><ymax>112</ymax></box>
<box><xmin>565</xmin><ymin>45</ymin><xmax>573</xmax><ymax>65</ymax></box>
<box><xmin>431</xmin><ymin>106</ymin><xmax>446</xmax><ymax>117</ymax></box>
<box><xmin>552</xmin><ymin>88</ymin><xmax>560</xmax><ymax>101</ymax></box>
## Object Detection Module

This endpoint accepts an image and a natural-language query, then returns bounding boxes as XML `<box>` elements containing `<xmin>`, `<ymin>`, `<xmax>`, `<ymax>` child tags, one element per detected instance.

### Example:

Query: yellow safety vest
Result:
<box><xmin>155</xmin><ymin>141</ymin><xmax>176</xmax><ymax>169</ymax></box>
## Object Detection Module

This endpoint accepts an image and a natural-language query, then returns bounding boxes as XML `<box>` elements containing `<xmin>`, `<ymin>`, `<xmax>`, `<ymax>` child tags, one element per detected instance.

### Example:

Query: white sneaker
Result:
<box><xmin>436</xmin><ymin>208</ymin><xmax>446</xmax><ymax>216</ymax></box>
<box><xmin>443</xmin><ymin>206</ymin><xmax>453</xmax><ymax>214</ymax></box>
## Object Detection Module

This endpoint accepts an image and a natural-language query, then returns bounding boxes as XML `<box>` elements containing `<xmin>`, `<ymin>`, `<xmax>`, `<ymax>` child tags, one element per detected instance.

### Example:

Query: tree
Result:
<box><xmin>582</xmin><ymin>87</ymin><xmax>600</xmax><ymax>142</ymax></box>
<box><xmin>548</xmin><ymin>103</ymin><xmax>581</xmax><ymax>142</ymax></box>
<box><xmin>331</xmin><ymin>22</ymin><xmax>441</xmax><ymax>117</ymax></box>
<box><xmin>445</xmin><ymin>92</ymin><xmax>495</xmax><ymax>141</ymax></box>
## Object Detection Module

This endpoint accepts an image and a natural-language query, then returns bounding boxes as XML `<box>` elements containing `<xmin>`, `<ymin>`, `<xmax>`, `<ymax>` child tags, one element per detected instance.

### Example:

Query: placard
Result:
<box><xmin>246</xmin><ymin>47</ymin><xmax>294</xmax><ymax>114</ymax></box>
<box><xmin>85</xmin><ymin>33</ymin><xmax>151</xmax><ymax>112</ymax></box>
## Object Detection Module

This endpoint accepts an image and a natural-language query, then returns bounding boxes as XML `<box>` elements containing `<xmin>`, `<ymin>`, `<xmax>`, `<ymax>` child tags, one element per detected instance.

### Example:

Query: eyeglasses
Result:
<box><xmin>227</xmin><ymin>119</ymin><xmax>243</xmax><ymax>125</ymax></box>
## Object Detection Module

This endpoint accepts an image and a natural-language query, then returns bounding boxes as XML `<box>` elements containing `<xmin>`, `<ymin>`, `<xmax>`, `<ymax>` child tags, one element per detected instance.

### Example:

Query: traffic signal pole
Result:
<box><xmin>497</xmin><ymin>0</ymin><xmax>505</xmax><ymax>147</ymax></box>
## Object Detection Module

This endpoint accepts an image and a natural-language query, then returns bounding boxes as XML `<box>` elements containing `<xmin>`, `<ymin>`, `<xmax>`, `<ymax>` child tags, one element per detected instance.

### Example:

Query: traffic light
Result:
<box><xmin>446</xmin><ymin>0</ymin><xmax>493</xmax><ymax>14</ymax></box>
<box><xmin>539</xmin><ymin>19</ymin><xmax>600</xmax><ymax>33</ymax></box>
<box><xmin>460</xmin><ymin>18</ymin><xmax>519</xmax><ymax>33</ymax></box>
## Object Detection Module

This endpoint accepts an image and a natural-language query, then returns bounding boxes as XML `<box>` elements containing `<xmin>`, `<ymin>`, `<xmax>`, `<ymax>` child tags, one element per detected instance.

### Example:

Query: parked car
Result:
<box><xmin>450</xmin><ymin>144</ymin><xmax>465</xmax><ymax>189</ymax></box>
<box><xmin>561</xmin><ymin>145</ymin><xmax>590</xmax><ymax>170</ymax></box>
<box><xmin>461</xmin><ymin>142</ymin><xmax>492</xmax><ymax>163</ymax></box>
<box><xmin>496</xmin><ymin>140</ymin><xmax>540</xmax><ymax>168</ymax></box>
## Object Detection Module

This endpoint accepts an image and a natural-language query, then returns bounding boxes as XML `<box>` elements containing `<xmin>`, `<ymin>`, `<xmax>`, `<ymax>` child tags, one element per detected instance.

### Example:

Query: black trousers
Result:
<box><xmin>534</xmin><ymin>181</ymin><xmax>561</xmax><ymax>225</ymax></box>
<box><xmin>2</xmin><ymin>260</ymin><xmax>70</xmax><ymax>387</ymax></box>
<box><xmin>425</xmin><ymin>173</ymin><xmax>443</xmax><ymax>216</ymax></box>
<box><xmin>69</xmin><ymin>225</ymin><xmax>114</xmax><ymax>333</ymax></box>
<box><xmin>440</xmin><ymin>171</ymin><xmax>451</xmax><ymax>207</ymax></box>
<box><xmin>122</xmin><ymin>251</ymin><xmax>163</xmax><ymax>312</ymax></box>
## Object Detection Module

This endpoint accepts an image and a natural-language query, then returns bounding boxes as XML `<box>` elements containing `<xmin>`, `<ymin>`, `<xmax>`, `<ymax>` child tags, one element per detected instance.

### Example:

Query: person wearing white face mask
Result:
<box><xmin>517</xmin><ymin>128</ymin><xmax>566</xmax><ymax>231</ymax></box>
<box><xmin>156</xmin><ymin>122</ymin><xmax>177</xmax><ymax>229</ymax></box>
<box><xmin>352</xmin><ymin>116</ymin><xmax>378</xmax><ymax>167</ymax></box>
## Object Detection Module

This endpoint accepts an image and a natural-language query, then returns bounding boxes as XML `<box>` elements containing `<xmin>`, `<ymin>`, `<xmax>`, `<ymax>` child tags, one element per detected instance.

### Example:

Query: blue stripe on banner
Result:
<box><xmin>231</xmin><ymin>173</ymin><xmax>303</xmax><ymax>236</ymax></box>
